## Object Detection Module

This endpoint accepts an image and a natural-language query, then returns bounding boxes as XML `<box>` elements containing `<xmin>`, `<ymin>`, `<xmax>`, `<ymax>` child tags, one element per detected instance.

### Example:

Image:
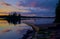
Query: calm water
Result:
<box><xmin>0</xmin><ymin>18</ymin><xmax>55</xmax><ymax>39</ymax></box>
<box><xmin>21</xmin><ymin>18</ymin><xmax>55</xmax><ymax>24</ymax></box>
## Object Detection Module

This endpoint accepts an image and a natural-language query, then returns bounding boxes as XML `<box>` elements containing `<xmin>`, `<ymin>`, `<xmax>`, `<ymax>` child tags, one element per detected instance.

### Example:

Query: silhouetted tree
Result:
<box><xmin>54</xmin><ymin>0</ymin><xmax>60</xmax><ymax>23</ymax></box>
<box><xmin>6</xmin><ymin>13</ymin><xmax>12</xmax><ymax>23</ymax></box>
<box><xmin>12</xmin><ymin>12</ymin><xmax>18</xmax><ymax>25</ymax></box>
<box><xmin>18</xmin><ymin>14</ymin><xmax>21</xmax><ymax>24</ymax></box>
<box><xmin>6</xmin><ymin>12</ymin><xmax>22</xmax><ymax>25</ymax></box>
<box><xmin>7</xmin><ymin>12</ymin><xmax>18</xmax><ymax>25</ymax></box>
<box><xmin>54</xmin><ymin>0</ymin><xmax>60</xmax><ymax>39</ymax></box>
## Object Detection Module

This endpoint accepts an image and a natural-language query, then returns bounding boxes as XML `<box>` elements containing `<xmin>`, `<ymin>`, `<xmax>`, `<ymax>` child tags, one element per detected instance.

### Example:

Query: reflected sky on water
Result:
<box><xmin>0</xmin><ymin>18</ymin><xmax>55</xmax><ymax>30</ymax></box>
<box><xmin>0</xmin><ymin>18</ymin><xmax>55</xmax><ymax>39</ymax></box>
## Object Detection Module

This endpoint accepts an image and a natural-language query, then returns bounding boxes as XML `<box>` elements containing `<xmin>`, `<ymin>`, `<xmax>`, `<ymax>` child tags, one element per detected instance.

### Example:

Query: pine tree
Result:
<box><xmin>54</xmin><ymin>0</ymin><xmax>60</xmax><ymax>23</ymax></box>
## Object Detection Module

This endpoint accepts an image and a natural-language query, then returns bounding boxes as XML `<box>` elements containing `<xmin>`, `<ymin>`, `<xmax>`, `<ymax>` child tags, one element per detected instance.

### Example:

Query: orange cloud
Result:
<box><xmin>0</xmin><ymin>2</ymin><xmax>31</xmax><ymax>13</ymax></box>
<box><xmin>0</xmin><ymin>5</ymin><xmax>31</xmax><ymax>13</ymax></box>
<box><xmin>0</xmin><ymin>12</ymin><xmax>8</xmax><ymax>16</ymax></box>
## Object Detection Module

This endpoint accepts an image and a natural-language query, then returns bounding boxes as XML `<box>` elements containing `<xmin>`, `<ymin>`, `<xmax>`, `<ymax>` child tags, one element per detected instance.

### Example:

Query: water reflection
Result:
<box><xmin>0</xmin><ymin>18</ymin><xmax>55</xmax><ymax>39</ymax></box>
<box><xmin>0</xmin><ymin>18</ymin><xmax>55</xmax><ymax>31</ymax></box>
<box><xmin>5</xmin><ymin>12</ymin><xmax>21</xmax><ymax>25</ymax></box>
<box><xmin>0</xmin><ymin>18</ymin><xmax>55</xmax><ymax>25</ymax></box>
<box><xmin>0</xmin><ymin>20</ymin><xmax>33</xmax><ymax>39</ymax></box>
<box><xmin>0</xmin><ymin>12</ymin><xmax>55</xmax><ymax>25</ymax></box>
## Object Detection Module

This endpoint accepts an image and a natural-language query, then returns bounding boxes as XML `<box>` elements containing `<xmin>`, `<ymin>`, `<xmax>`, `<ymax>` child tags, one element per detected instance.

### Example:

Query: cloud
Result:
<box><xmin>0</xmin><ymin>3</ymin><xmax>31</xmax><ymax>12</ymax></box>
<box><xmin>16</xmin><ymin>0</ymin><xmax>58</xmax><ymax>9</ymax></box>
<box><xmin>0</xmin><ymin>7</ymin><xmax>31</xmax><ymax>12</ymax></box>
<box><xmin>0</xmin><ymin>0</ymin><xmax>57</xmax><ymax>17</ymax></box>
<box><xmin>15</xmin><ymin>6</ymin><xmax>49</xmax><ymax>12</ymax></box>
<box><xmin>16</xmin><ymin>0</ymin><xmax>36</xmax><ymax>7</ymax></box>
<box><xmin>15</xmin><ymin>0</ymin><xmax>57</xmax><ymax>17</ymax></box>
<box><xmin>29</xmin><ymin>2</ymin><xmax>36</xmax><ymax>7</ymax></box>
<box><xmin>0</xmin><ymin>2</ymin><xmax>11</xmax><ymax>6</ymax></box>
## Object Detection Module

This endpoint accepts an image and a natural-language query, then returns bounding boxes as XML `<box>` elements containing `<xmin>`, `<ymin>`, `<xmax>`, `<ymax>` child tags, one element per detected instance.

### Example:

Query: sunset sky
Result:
<box><xmin>0</xmin><ymin>0</ymin><xmax>58</xmax><ymax>37</ymax></box>
<box><xmin>0</xmin><ymin>0</ymin><xmax>58</xmax><ymax>16</ymax></box>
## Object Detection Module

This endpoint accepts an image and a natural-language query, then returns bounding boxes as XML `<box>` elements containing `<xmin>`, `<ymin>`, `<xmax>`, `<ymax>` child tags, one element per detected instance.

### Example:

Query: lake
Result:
<box><xmin>0</xmin><ymin>18</ymin><xmax>55</xmax><ymax>39</ymax></box>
